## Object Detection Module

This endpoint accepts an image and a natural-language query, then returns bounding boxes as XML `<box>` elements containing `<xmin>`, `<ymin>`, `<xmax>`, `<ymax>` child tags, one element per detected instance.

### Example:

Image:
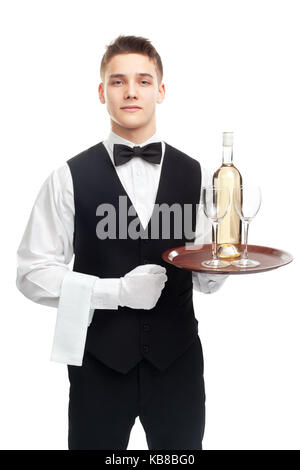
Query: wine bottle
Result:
<box><xmin>212</xmin><ymin>132</ymin><xmax>242</xmax><ymax>258</ymax></box>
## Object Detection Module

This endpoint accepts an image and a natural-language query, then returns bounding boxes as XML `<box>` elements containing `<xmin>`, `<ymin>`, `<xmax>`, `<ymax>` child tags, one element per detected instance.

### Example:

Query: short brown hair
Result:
<box><xmin>100</xmin><ymin>35</ymin><xmax>163</xmax><ymax>85</ymax></box>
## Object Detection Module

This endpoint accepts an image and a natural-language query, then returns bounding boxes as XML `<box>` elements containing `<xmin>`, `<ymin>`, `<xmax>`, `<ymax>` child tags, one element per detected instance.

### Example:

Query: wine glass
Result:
<box><xmin>202</xmin><ymin>186</ymin><xmax>231</xmax><ymax>268</ymax></box>
<box><xmin>231</xmin><ymin>184</ymin><xmax>262</xmax><ymax>267</ymax></box>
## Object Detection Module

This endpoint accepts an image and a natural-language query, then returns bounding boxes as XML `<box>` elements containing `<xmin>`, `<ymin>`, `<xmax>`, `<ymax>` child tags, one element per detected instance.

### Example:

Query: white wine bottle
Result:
<box><xmin>212</xmin><ymin>132</ymin><xmax>242</xmax><ymax>258</ymax></box>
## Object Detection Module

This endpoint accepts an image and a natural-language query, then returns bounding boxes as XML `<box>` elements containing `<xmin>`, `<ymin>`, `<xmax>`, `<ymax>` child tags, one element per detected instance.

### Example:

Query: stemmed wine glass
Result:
<box><xmin>202</xmin><ymin>186</ymin><xmax>231</xmax><ymax>268</ymax></box>
<box><xmin>232</xmin><ymin>184</ymin><xmax>262</xmax><ymax>267</ymax></box>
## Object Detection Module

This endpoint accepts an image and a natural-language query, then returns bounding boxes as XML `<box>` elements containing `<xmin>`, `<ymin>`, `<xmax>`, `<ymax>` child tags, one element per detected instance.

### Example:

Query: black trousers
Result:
<box><xmin>67</xmin><ymin>335</ymin><xmax>206</xmax><ymax>450</ymax></box>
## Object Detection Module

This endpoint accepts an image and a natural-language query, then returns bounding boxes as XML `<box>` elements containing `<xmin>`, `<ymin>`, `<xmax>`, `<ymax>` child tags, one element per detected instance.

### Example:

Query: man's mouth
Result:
<box><xmin>120</xmin><ymin>105</ymin><xmax>142</xmax><ymax>112</ymax></box>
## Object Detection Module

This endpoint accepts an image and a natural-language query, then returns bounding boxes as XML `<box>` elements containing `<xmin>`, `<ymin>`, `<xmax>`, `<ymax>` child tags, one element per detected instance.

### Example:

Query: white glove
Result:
<box><xmin>119</xmin><ymin>264</ymin><xmax>168</xmax><ymax>309</ymax></box>
<box><xmin>192</xmin><ymin>272</ymin><xmax>229</xmax><ymax>294</ymax></box>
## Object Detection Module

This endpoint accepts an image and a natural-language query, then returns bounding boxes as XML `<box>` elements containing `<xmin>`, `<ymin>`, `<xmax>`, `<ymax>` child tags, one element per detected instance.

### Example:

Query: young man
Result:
<box><xmin>16</xmin><ymin>35</ymin><xmax>228</xmax><ymax>450</ymax></box>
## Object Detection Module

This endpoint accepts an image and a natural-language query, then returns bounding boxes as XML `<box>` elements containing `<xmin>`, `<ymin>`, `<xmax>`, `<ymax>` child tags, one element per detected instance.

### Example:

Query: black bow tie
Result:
<box><xmin>113</xmin><ymin>142</ymin><xmax>162</xmax><ymax>167</ymax></box>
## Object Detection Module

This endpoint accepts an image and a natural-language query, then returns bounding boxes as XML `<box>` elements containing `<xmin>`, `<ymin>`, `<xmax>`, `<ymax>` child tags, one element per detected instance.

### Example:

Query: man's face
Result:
<box><xmin>98</xmin><ymin>53</ymin><xmax>165</xmax><ymax>130</ymax></box>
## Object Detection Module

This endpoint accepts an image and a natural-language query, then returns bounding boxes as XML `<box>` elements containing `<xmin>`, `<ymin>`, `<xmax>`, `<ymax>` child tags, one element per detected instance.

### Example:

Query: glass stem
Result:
<box><xmin>212</xmin><ymin>222</ymin><xmax>218</xmax><ymax>260</ymax></box>
<box><xmin>243</xmin><ymin>221</ymin><xmax>250</xmax><ymax>259</ymax></box>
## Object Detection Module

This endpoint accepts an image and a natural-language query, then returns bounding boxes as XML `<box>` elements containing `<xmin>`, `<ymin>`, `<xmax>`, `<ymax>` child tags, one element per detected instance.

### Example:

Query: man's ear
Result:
<box><xmin>98</xmin><ymin>83</ymin><xmax>105</xmax><ymax>104</ymax></box>
<box><xmin>157</xmin><ymin>83</ymin><xmax>165</xmax><ymax>104</ymax></box>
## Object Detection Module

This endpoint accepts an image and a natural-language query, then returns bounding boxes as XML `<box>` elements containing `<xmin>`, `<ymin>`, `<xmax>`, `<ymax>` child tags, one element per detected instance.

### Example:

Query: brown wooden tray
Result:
<box><xmin>162</xmin><ymin>244</ymin><xmax>293</xmax><ymax>275</ymax></box>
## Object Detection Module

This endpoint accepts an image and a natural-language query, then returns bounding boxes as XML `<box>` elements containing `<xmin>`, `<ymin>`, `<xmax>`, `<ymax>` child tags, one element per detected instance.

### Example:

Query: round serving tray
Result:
<box><xmin>162</xmin><ymin>244</ymin><xmax>293</xmax><ymax>275</ymax></box>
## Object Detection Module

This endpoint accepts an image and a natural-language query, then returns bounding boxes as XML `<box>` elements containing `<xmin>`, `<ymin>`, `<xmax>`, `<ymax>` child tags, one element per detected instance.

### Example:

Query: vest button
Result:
<box><xmin>143</xmin><ymin>323</ymin><xmax>150</xmax><ymax>331</ymax></box>
<box><xmin>143</xmin><ymin>344</ymin><xmax>150</xmax><ymax>353</ymax></box>
<box><xmin>143</xmin><ymin>259</ymin><xmax>149</xmax><ymax>264</ymax></box>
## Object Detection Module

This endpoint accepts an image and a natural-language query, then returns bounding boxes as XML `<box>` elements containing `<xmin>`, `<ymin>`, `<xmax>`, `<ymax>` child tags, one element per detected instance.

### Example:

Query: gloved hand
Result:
<box><xmin>192</xmin><ymin>272</ymin><xmax>229</xmax><ymax>294</ymax></box>
<box><xmin>119</xmin><ymin>264</ymin><xmax>168</xmax><ymax>309</ymax></box>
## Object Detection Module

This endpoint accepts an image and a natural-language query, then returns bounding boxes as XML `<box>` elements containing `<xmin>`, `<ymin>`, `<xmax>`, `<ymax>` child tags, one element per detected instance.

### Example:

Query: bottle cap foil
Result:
<box><xmin>223</xmin><ymin>132</ymin><xmax>233</xmax><ymax>147</ymax></box>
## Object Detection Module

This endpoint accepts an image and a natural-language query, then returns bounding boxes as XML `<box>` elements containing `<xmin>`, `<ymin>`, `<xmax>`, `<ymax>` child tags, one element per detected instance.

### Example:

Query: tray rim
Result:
<box><xmin>161</xmin><ymin>243</ymin><xmax>294</xmax><ymax>275</ymax></box>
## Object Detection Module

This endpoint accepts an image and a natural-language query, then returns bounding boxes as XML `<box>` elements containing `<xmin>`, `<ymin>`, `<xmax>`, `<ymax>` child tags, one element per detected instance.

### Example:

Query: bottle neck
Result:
<box><xmin>222</xmin><ymin>145</ymin><xmax>233</xmax><ymax>165</ymax></box>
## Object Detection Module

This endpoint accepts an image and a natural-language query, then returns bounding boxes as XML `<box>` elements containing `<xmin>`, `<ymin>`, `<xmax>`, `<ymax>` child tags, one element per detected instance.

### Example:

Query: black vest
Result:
<box><xmin>67</xmin><ymin>141</ymin><xmax>201</xmax><ymax>374</ymax></box>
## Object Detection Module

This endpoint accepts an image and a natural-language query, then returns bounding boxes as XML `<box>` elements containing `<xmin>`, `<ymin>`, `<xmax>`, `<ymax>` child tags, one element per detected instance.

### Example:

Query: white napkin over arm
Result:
<box><xmin>50</xmin><ymin>271</ymin><xmax>98</xmax><ymax>366</ymax></box>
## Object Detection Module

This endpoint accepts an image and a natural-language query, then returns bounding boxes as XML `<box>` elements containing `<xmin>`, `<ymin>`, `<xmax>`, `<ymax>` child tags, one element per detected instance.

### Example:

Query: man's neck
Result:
<box><xmin>110</xmin><ymin>122</ymin><xmax>157</xmax><ymax>145</ymax></box>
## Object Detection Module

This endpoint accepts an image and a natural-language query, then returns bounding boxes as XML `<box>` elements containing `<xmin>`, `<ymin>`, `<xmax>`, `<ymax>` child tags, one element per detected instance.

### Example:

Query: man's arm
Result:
<box><xmin>16</xmin><ymin>165</ymin><xmax>120</xmax><ymax>366</ymax></box>
<box><xmin>192</xmin><ymin>165</ymin><xmax>229</xmax><ymax>294</ymax></box>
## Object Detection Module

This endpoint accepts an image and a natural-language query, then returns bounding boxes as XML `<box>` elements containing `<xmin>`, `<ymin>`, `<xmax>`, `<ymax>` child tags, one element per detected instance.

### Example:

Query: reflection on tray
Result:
<box><xmin>169</xmin><ymin>244</ymin><xmax>206</xmax><ymax>260</ymax></box>
<box><xmin>168</xmin><ymin>250</ymin><xmax>179</xmax><ymax>261</ymax></box>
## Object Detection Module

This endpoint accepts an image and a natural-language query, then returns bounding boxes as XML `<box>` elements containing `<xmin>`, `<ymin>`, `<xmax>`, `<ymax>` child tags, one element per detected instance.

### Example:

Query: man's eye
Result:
<box><xmin>111</xmin><ymin>80</ymin><xmax>150</xmax><ymax>85</ymax></box>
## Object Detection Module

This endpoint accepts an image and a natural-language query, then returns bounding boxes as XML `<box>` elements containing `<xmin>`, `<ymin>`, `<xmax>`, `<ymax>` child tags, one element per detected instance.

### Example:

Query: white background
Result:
<box><xmin>1</xmin><ymin>0</ymin><xmax>299</xmax><ymax>450</ymax></box>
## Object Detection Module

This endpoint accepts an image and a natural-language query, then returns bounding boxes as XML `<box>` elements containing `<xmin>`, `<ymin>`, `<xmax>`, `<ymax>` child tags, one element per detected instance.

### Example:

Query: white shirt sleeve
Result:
<box><xmin>192</xmin><ymin>165</ymin><xmax>229</xmax><ymax>294</ymax></box>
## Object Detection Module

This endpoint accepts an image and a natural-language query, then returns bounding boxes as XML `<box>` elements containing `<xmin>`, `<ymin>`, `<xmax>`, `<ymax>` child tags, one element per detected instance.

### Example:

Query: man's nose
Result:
<box><xmin>124</xmin><ymin>81</ymin><xmax>138</xmax><ymax>99</ymax></box>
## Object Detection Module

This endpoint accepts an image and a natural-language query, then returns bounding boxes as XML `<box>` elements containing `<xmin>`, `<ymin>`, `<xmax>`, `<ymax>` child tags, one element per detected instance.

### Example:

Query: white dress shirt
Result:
<box><xmin>16</xmin><ymin>130</ymin><xmax>228</xmax><ymax>366</ymax></box>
